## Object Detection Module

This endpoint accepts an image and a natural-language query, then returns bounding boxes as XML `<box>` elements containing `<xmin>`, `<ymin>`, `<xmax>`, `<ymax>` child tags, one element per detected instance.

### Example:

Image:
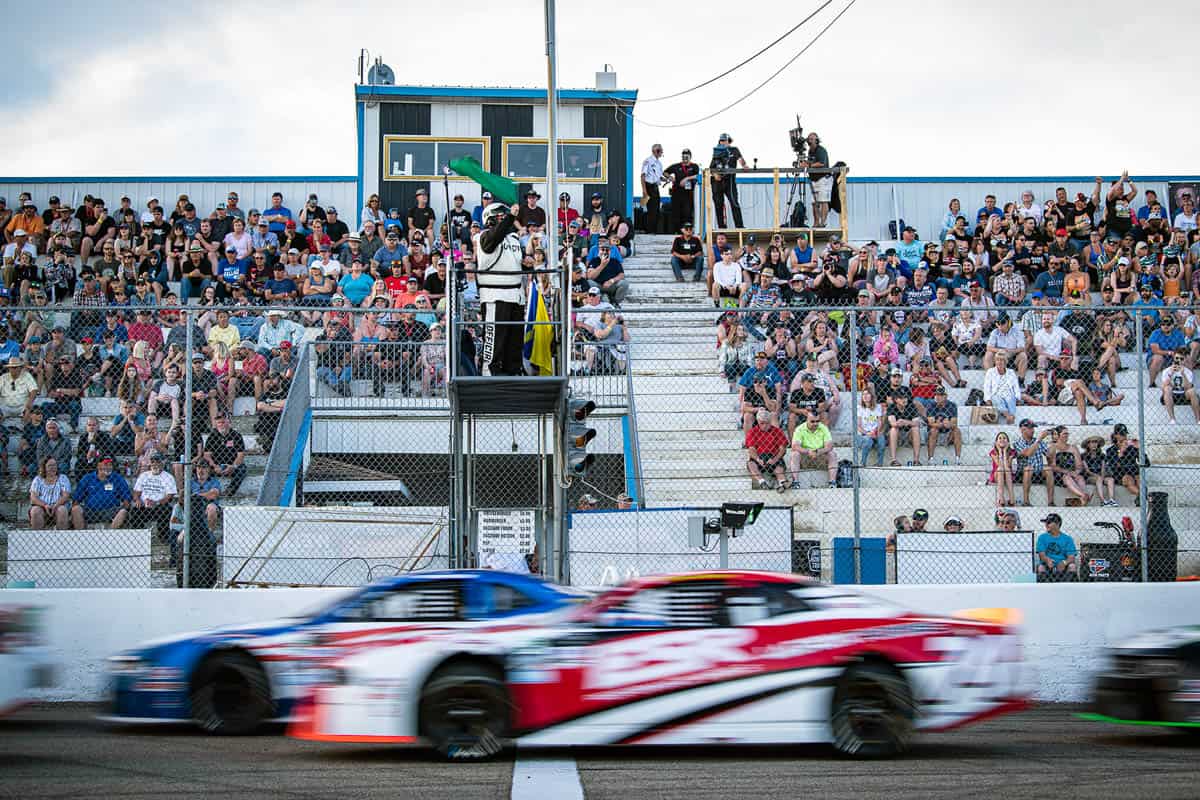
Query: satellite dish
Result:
<box><xmin>367</xmin><ymin>60</ymin><xmax>395</xmax><ymax>86</ymax></box>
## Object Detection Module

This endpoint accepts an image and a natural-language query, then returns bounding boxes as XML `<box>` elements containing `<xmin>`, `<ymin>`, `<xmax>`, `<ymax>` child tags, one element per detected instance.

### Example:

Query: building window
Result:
<box><xmin>383</xmin><ymin>136</ymin><xmax>490</xmax><ymax>181</ymax></box>
<box><xmin>501</xmin><ymin>138</ymin><xmax>607</xmax><ymax>183</ymax></box>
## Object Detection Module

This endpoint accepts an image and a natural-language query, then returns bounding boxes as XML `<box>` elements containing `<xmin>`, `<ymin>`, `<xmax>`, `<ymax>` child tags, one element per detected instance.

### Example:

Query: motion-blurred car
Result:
<box><xmin>291</xmin><ymin>571</ymin><xmax>1031</xmax><ymax>758</ymax></box>
<box><xmin>0</xmin><ymin>605</ymin><xmax>54</xmax><ymax>716</ymax></box>
<box><xmin>1085</xmin><ymin>625</ymin><xmax>1200</xmax><ymax>732</ymax></box>
<box><xmin>104</xmin><ymin>570</ymin><xmax>580</xmax><ymax>734</ymax></box>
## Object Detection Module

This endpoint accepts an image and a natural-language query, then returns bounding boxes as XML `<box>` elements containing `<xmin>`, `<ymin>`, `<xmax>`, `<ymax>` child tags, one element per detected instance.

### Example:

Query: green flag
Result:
<box><xmin>449</xmin><ymin>156</ymin><xmax>519</xmax><ymax>206</ymax></box>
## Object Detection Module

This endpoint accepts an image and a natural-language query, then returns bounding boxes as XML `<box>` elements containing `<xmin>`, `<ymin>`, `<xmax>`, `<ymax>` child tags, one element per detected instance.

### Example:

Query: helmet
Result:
<box><xmin>482</xmin><ymin>202</ymin><xmax>509</xmax><ymax>228</ymax></box>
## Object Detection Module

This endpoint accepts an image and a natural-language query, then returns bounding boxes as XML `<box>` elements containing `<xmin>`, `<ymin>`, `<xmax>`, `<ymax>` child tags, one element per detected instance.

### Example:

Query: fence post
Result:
<box><xmin>848</xmin><ymin>308</ymin><xmax>861</xmax><ymax>584</ymax></box>
<box><xmin>182</xmin><ymin>310</ymin><xmax>193</xmax><ymax>588</ymax></box>
<box><xmin>1135</xmin><ymin>309</ymin><xmax>1149</xmax><ymax>582</ymax></box>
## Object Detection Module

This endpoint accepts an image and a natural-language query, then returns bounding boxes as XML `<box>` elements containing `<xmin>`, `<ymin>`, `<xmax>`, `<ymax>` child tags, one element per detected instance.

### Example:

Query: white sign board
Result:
<box><xmin>477</xmin><ymin>509</ymin><xmax>536</xmax><ymax>554</ymax></box>
<box><xmin>567</xmin><ymin>508</ymin><xmax>793</xmax><ymax>586</ymax></box>
<box><xmin>895</xmin><ymin>532</ymin><xmax>1034</xmax><ymax>584</ymax></box>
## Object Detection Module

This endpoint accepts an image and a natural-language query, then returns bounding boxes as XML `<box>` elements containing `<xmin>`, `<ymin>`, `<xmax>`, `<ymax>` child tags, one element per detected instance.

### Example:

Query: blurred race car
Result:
<box><xmin>291</xmin><ymin>571</ymin><xmax>1031</xmax><ymax>758</ymax></box>
<box><xmin>104</xmin><ymin>570</ymin><xmax>580</xmax><ymax>734</ymax></box>
<box><xmin>1084</xmin><ymin>625</ymin><xmax>1200</xmax><ymax>731</ymax></box>
<box><xmin>0</xmin><ymin>605</ymin><xmax>54</xmax><ymax>717</ymax></box>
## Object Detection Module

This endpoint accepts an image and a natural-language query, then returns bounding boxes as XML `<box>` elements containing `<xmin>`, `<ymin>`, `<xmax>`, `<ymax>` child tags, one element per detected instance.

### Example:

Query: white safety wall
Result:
<box><xmin>9</xmin><ymin>582</ymin><xmax>1199</xmax><ymax>702</ymax></box>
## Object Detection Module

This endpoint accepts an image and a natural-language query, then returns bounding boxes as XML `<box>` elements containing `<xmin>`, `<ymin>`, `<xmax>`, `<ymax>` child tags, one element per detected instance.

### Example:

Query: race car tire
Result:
<box><xmin>419</xmin><ymin>662</ymin><xmax>510</xmax><ymax>761</ymax></box>
<box><xmin>830</xmin><ymin>662</ymin><xmax>914</xmax><ymax>758</ymax></box>
<box><xmin>190</xmin><ymin>651</ymin><xmax>273</xmax><ymax>735</ymax></box>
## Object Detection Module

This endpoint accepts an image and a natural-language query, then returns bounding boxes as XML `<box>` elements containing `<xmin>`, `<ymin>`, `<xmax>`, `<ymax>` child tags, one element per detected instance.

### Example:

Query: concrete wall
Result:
<box><xmin>7</xmin><ymin>582</ymin><xmax>1198</xmax><ymax>704</ymax></box>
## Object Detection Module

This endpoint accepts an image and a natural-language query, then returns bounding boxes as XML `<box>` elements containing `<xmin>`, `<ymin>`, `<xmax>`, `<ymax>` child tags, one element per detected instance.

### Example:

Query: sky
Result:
<box><xmin>2</xmin><ymin>0</ymin><xmax>1197</xmax><ymax>179</ymax></box>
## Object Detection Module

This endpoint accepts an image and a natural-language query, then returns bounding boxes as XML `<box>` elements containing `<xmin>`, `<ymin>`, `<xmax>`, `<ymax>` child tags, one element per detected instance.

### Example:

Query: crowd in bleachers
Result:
<box><xmin>704</xmin><ymin>177</ymin><xmax>1200</xmax><ymax>505</ymax></box>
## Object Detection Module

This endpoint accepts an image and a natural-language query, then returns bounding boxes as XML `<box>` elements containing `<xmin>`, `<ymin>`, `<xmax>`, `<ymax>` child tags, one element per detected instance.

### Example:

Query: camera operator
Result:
<box><xmin>710</xmin><ymin>133</ymin><xmax>747</xmax><ymax>229</ymax></box>
<box><xmin>801</xmin><ymin>132</ymin><xmax>832</xmax><ymax>227</ymax></box>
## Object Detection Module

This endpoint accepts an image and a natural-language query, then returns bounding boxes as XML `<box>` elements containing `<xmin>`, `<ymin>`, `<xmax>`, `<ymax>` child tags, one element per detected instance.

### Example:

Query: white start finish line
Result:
<box><xmin>511</xmin><ymin>750</ymin><xmax>584</xmax><ymax>800</ymax></box>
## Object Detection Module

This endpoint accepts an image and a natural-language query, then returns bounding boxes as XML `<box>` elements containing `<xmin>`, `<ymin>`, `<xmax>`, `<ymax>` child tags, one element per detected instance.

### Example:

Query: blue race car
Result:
<box><xmin>105</xmin><ymin>570</ymin><xmax>581</xmax><ymax>734</ymax></box>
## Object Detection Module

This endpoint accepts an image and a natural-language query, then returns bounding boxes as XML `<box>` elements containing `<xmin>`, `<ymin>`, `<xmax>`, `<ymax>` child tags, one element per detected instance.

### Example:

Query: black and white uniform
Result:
<box><xmin>474</xmin><ymin>213</ymin><xmax>527</xmax><ymax>376</ymax></box>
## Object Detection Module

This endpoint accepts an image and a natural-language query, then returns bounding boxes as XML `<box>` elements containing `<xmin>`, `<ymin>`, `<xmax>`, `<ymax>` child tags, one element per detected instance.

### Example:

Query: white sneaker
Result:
<box><xmin>1168</xmin><ymin>418</ymin><xmax>1178</xmax><ymax>425</ymax></box>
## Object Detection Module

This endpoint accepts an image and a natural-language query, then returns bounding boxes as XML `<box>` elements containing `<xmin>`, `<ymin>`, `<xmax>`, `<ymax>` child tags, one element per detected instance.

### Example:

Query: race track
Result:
<box><xmin>0</xmin><ymin>704</ymin><xmax>1196</xmax><ymax>799</ymax></box>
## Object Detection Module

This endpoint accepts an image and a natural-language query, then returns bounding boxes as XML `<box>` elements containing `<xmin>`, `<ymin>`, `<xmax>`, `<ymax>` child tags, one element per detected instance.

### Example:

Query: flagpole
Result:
<box><xmin>545</xmin><ymin>0</ymin><xmax>569</xmax><ymax>583</ymax></box>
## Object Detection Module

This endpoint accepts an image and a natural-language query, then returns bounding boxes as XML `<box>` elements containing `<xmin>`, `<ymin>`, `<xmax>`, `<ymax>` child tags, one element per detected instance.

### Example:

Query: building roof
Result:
<box><xmin>354</xmin><ymin>84</ymin><xmax>637</xmax><ymax>103</ymax></box>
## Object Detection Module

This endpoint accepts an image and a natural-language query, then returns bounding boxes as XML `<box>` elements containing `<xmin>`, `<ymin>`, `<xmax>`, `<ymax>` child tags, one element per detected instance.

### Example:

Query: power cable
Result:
<box><xmin>641</xmin><ymin>1</ymin><xmax>832</xmax><ymax>103</ymax></box>
<box><xmin>606</xmin><ymin>0</ymin><xmax>858</xmax><ymax>130</ymax></box>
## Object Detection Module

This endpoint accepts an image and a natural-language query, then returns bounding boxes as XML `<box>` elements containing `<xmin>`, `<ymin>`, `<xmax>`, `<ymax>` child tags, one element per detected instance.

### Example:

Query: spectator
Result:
<box><xmin>1035</xmin><ymin>513</ymin><xmax>1078</xmax><ymax>581</ymax></box>
<box><xmin>787</xmin><ymin>412</ymin><xmax>837</xmax><ymax>489</ymax></box>
<box><xmin>1013</xmin><ymin>419</ymin><xmax>1054</xmax><ymax>506</ymax></box>
<box><xmin>910</xmin><ymin>508</ymin><xmax>929</xmax><ymax>531</ymax></box>
<box><xmin>147</xmin><ymin>364</ymin><xmax>184</xmax><ymax>426</ymax></box>
<box><xmin>717</xmin><ymin>324</ymin><xmax>756</xmax><ymax>390</ymax></box>
<box><xmin>664</xmin><ymin>149</ymin><xmax>700</xmax><ymax>233</ymax></box>
<box><xmin>710</xmin><ymin>247</ymin><xmax>743</xmax><ymax>307</ymax></box>
<box><xmin>109</xmin><ymin>400</ymin><xmax>144</xmax><ymax>457</ymax></box>
<box><xmin>1147</xmin><ymin>315</ymin><xmax>1185</xmax><ymax>387</ymax></box>
<box><xmin>988</xmin><ymin>431</ymin><xmax>1016</xmax><ymax>507</ymax></box>
<box><xmin>786</xmin><ymin>371</ymin><xmax>828</xmax><ymax>437</ymax></box>
<box><xmin>1106</xmin><ymin>423</ymin><xmax>1141</xmax><ymax>502</ymax></box>
<box><xmin>1159</xmin><ymin>347</ymin><xmax>1200</xmax><ymax>423</ymax></box>
<box><xmin>179</xmin><ymin>244</ymin><xmax>213</xmax><ymax>303</ymax></box>
<box><xmin>202</xmin><ymin>413</ymin><xmax>247</xmax><ymax>496</ymax></box>
<box><xmin>745</xmin><ymin>409</ymin><xmax>789</xmax><ymax>491</ymax></box>
<box><xmin>1047</xmin><ymin>426</ymin><xmax>1092</xmax><ymax>505</ymax></box>
<box><xmin>924</xmin><ymin>385</ymin><xmax>961</xmax><ymax>465</ymax></box>
<box><xmin>74</xmin><ymin>416</ymin><xmax>116</xmax><ymax>481</ymax></box>
<box><xmin>35</xmin><ymin>417</ymin><xmax>72</xmax><ymax>474</ymax></box>
<box><xmin>983</xmin><ymin>313</ymin><xmax>1027</xmax><ymax>383</ymax></box>
<box><xmin>263</xmin><ymin>192</ymin><xmax>293</xmax><ymax>235</ymax></box>
<box><xmin>71</xmin><ymin>457</ymin><xmax>132</xmax><ymax>529</ymax></box>
<box><xmin>28</xmin><ymin>456</ymin><xmax>71</xmax><ymax>530</ymax></box>
<box><xmin>670</xmin><ymin>222</ymin><xmax>704</xmax><ymax>282</ymax></box>
<box><xmin>256</xmin><ymin>310</ymin><xmax>304</xmax><ymax>356</ymax></box>
<box><xmin>856</xmin><ymin>385</ymin><xmax>886</xmax><ymax>468</ymax></box>
<box><xmin>983</xmin><ymin>352</ymin><xmax>1021</xmax><ymax>425</ymax></box>
<box><xmin>338</xmin><ymin>259</ymin><xmax>374</xmax><ymax>307</ymax></box>
<box><xmin>187</xmin><ymin>352</ymin><xmax>219</xmax><ymax>433</ymax></box>
<box><xmin>943</xmin><ymin>516</ymin><xmax>964</xmax><ymax>533</ymax></box>
<box><xmin>586</xmin><ymin>242</ymin><xmax>628</xmax><ymax>307</ymax></box>
<box><xmin>951</xmin><ymin>308</ymin><xmax>986</xmax><ymax>369</ymax></box>
<box><xmin>0</xmin><ymin>357</ymin><xmax>38</xmax><ymax>423</ymax></box>
<box><xmin>191</xmin><ymin>461</ymin><xmax>223</xmax><ymax>533</ymax></box>
<box><xmin>886</xmin><ymin>382</ymin><xmax>923</xmax><ymax>466</ymax></box>
<box><xmin>1080</xmin><ymin>434</ymin><xmax>1116</xmax><ymax>507</ymax></box>
<box><xmin>737</xmin><ymin>351</ymin><xmax>783</xmax><ymax>430</ymax></box>
<box><xmin>131</xmin><ymin>453</ymin><xmax>178</xmax><ymax>546</ymax></box>
<box><xmin>1033</xmin><ymin>310</ymin><xmax>1075</xmax><ymax>370</ymax></box>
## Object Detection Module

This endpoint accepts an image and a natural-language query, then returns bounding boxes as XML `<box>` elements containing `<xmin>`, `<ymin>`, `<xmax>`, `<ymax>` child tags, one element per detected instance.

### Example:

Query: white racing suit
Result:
<box><xmin>474</xmin><ymin>214</ymin><xmax>527</xmax><ymax>376</ymax></box>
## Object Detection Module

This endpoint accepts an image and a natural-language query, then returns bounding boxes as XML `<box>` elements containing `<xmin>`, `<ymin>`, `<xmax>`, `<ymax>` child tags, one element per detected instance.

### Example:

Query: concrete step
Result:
<box><xmin>631</xmin><ymin>375</ymin><xmax>729</xmax><ymax>395</ymax></box>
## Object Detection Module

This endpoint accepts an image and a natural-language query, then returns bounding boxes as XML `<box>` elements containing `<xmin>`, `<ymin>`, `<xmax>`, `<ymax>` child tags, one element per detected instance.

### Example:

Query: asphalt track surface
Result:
<box><xmin>1</xmin><ymin>703</ymin><xmax>1198</xmax><ymax>800</ymax></box>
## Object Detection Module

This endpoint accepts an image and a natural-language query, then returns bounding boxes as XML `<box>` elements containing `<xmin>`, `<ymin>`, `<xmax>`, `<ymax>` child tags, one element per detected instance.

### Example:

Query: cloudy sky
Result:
<box><xmin>2</xmin><ymin>0</ymin><xmax>1196</xmax><ymax>178</ymax></box>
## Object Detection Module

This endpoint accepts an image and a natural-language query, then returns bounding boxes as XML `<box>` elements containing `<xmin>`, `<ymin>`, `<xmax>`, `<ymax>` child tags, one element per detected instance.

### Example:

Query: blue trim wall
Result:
<box><xmin>625</xmin><ymin>105</ymin><xmax>635</xmax><ymax>218</ymax></box>
<box><xmin>355</xmin><ymin>85</ymin><xmax>636</xmax><ymax>102</ymax></box>
<box><xmin>279</xmin><ymin>410</ymin><xmax>313</xmax><ymax>507</ymax></box>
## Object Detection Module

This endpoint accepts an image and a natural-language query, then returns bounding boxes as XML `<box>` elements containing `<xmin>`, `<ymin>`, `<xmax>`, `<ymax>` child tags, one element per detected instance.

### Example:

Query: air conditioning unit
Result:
<box><xmin>595</xmin><ymin>65</ymin><xmax>617</xmax><ymax>91</ymax></box>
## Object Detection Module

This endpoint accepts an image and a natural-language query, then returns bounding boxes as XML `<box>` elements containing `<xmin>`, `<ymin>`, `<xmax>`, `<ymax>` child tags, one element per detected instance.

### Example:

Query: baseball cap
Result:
<box><xmin>327</xmin><ymin>206</ymin><xmax>337</xmax><ymax>213</ymax></box>
<box><xmin>1075</xmin><ymin>193</ymin><xmax>1087</xmax><ymax>202</ymax></box>
<box><xmin>1019</xmin><ymin>418</ymin><xmax>1034</xmax><ymax>427</ymax></box>
<box><xmin>934</xmin><ymin>385</ymin><xmax>947</xmax><ymax>394</ymax></box>
<box><xmin>944</xmin><ymin>515</ymin><xmax>963</xmax><ymax>527</ymax></box>
<box><xmin>279</xmin><ymin>340</ymin><xmax>292</xmax><ymax>348</ymax></box>
<box><xmin>319</xmin><ymin>243</ymin><xmax>331</xmax><ymax>251</ymax></box>
<box><xmin>559</xmin><ymin>192</ymin><xmax>570</xmax><ymax>200</ymax></box>
<box><xmin>857</xmin><ymin>288</ymin><xmax>870</xmax><ymax>298</ymax></box>
<box><xmin>482</xmin><ymin>191</ymin><xmax>493</xmax><ymax>199</ymax></box>
<box><xmin>912</xmin><ymin>508</ymin><xmax>929</xmax><ymax>520</ymax></box>
<box><xmin>590</xmin><ymin>192</ymin><xmax>603</xmax><ymax>199</ymax></box>
<box><xmin>287</xmin><ymin>247</ymin><xmax>300</xmax><ymax>255</ymax></box>
<box><xmin>1055</xmin><ymin>227</ymin><xmax>1068</xmax><ymax>236</ymax></box>
<box><xmin>225</xmin><ymin>245</ymin><xmax>237</xmax><ymax>253</ymax></box>
<box><xmin>800</xmin><ymin>372</ymin><xmax>814</xmax><ymax>382</ymax></box>
<box><xmin>1029</xmin><ymin>291</ymin><xmax>1043</xmax><ymax>299</ymax></box>
<box><xmin>415</xmin><ymin>189</ymin><xmax>427</xmax><ymax>197</ymax></box>
<box><xmin>587</xmin><ymin>286</ymin><xmax>600</xmax><ymax>295</ymax></box>
<box><xmin>285</xmin><ymin>220</ymin><xmax>297</xmax><ymax>228</ymax></box>
<box><xmin>1113</xmin><ymin>422</ymin><xmax>1129</xmax><ymax>436</ymax></box>
<box><xmin>889</xmin><ymin>367</ymin><xmax>902</xmax><ymax>376</ymax></box>
<box><xmin>191</xmin><ymin>352</ymin><xmax>205</xmax><ymax>361</ymax></box>
<box><xmin>1117</xmin><ymin>256</ymin><xmax>1130</xmax><ymax>265</ymax></box>
<box><xmin>13</xmin><ymin>228</ymin><xmax>25</xmax><ymax>237</ymax></box>
<box><xmin>1040</xmin><ymin>512</ymin><xmax>1062</xmax><ymax>525</ymax></box>
<box><xmin>257</xmin><ymin>218</ymin><xmax>268</xmax><ymax>226</ymax></box>
<box><xmin>348</xmin><ymin>232</ymin><xmax>360</xmax><ymax>241</ymax></box>
<box><xmin>755</xmin><ymin>351</ymin><xmax>768</xmax><ymax>359</ymax></box>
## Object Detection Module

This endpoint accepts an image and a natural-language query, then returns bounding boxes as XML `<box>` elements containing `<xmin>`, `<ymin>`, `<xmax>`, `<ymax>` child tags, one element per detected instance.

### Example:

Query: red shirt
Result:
<box><xmin>558</xmin><ymin>207</ymin><xmax>580</xmax><ymax>228</ymax></box>
<box><xmin>306</xmin><ymin>233</ymin><xmax>332</xmax><ymax>253</ymax></box>
<box><xmin>126</xmin><ymin>321</ymin><xmax>164</xmax><ymax>350</ymax></box>
<box><xmin>745</xmin><ymin>424</ymin><xmax>787</xmax><ymax>456</ymax></box>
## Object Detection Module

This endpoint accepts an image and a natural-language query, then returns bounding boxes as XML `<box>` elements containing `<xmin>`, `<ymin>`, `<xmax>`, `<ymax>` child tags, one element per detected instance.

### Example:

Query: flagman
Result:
<box><xmin>475</xmin><ymin>202</ymin><xmax>529</xmax><ymax>376</ymax></box>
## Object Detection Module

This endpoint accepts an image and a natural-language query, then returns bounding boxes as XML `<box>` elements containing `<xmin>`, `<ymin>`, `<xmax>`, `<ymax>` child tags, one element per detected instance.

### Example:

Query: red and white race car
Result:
<box><xmin>291</xmin><ymin>571</ymin><xmax>1032</xmax><ymax>758</ymax></box>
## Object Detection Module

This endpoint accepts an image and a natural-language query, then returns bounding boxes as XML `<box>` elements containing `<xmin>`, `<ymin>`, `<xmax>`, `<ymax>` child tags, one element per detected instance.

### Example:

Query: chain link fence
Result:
<box><xmin>2</xmin><ymin>291</ymin><xmax>1198</xmax><ymax>587</ymax></box>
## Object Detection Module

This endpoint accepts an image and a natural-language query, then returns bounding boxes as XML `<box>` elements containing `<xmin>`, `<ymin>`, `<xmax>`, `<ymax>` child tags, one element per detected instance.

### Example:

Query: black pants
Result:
<box><xmin>670</xmin><ymin>190</ymin><xmax>694</xmax><ymax>233</ymax></box>
<box><xmin>481</xmin><ymin>300</ymin><xmax>526</xmax><ymax>376</ymax></box>
<box><xmin>132</xmin><ymin>504</ymin><xmax>173</xmax><ymax>551</ymax></box>
<box><xmin>643</xmin><ymin>182</ymin><xmax>661</xmax><ymax>233</ymax></box>
<box><xmin>712</xmin><ymin>177</ymin><xmax>743</xmax><ymax>229</ymax></box>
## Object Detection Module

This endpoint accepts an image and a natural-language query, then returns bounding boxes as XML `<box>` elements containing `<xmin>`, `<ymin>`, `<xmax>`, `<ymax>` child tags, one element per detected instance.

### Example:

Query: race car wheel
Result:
<box><xmin>419</xmin><ymin>662</ymin><xmax>510</xmax><ymax>761</ymax></box>
<box><xmin>190</xmin><ymin>651</ymin><xmax>272</xmax><ymax>735</ymax></box>
<box><xmin>830</xmin><ymin>662</ymin><xmax>914</xmax><ymax>758</ymax></box>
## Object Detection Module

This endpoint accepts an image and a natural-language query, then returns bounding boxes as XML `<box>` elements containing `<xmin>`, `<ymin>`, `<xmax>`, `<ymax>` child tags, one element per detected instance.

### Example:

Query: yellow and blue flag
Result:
<box><xmin>523</xmin><ymin>280</ymin><xmax>554</xmax><ymax>376</ymax></box>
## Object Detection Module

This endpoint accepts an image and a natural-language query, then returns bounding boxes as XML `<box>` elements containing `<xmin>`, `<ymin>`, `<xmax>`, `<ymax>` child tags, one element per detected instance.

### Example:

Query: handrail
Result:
<box><xmin>256</xmin><ymin>346</ymin><xmax>312</xmax><ymax>506</ymax></box>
